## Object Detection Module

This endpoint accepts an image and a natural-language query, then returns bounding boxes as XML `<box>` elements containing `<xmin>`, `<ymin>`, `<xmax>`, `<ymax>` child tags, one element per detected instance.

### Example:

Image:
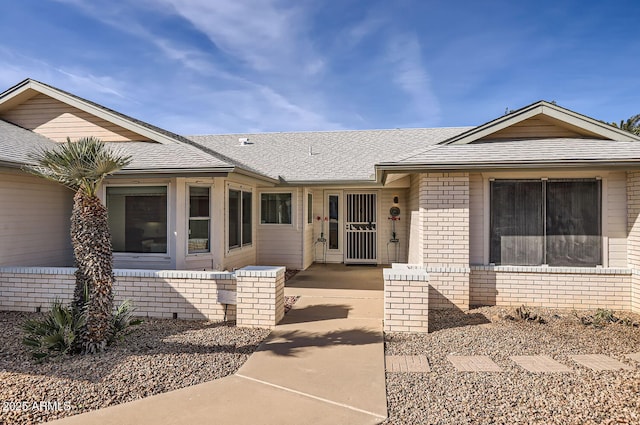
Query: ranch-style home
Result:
<box><xmin>0</xmin><ymin>78</ymin><xmax>639</xmax><ymax>322</ymax></box>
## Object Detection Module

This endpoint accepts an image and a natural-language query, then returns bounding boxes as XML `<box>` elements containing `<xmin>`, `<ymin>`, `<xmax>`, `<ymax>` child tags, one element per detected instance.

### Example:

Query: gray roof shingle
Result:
<box><xmin>0</xmin><ymin>118</ymin><xmax>229</xmax><ymax>172</ymax></box>
<box><xmin>0</xmin><ymin>119</ymin><xmax>57</xmax><ymax>165</ymax></box>
<box><xmin>385</xmin><ymin>138</ymin><xmax>640</xmax><ymax>167</ymax></box>
<box><xmin>114</xmin><ymin>141</ymin><xmax>232</xmax><ymax>172</ymax></box>
<box><xmin>188</xmin><ymin>127</ymin><xmax>470</xmax><ymax>182</ymax></box>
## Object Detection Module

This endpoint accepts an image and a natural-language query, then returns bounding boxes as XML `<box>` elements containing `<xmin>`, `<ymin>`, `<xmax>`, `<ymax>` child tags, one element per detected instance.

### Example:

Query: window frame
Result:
<box><xmin>488</xmin><ymin>177</ymin><xmax>603</xmax><ymax>267</ymax></box>
<box><xmin>326</xmin><ymin>192</ymin><xmax>341</xmax><ymax>251</ymax></box>
<box><xmin>259</xmin><ymin>192</ymin><xmax>294</xmax><ymax>225</ymax></box>
<box><xmin>187</xmin><ymin>185</ymin><xmax>211</xmax><ymax>255</ymax></box>
<box><xmin>307</xmin><ymin>192</ymin><xmax>313</xmax><ymax>225</ymax></box>
<box><xmin>227</xmin><ymin>184</ymin><xmax>253</xmax><ymax>252</ymax></box>
<box><xmin>105</xmin><ymin>183</ymin><xmax>170</xmax><ymax>257</ymax></box>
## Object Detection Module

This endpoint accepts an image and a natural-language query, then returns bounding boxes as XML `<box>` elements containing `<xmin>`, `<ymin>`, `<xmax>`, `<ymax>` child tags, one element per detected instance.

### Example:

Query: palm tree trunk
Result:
<box><xmin>70</xmin><ymin>191</ymin><xmax>114</xmax><ymax>353</ymax></box>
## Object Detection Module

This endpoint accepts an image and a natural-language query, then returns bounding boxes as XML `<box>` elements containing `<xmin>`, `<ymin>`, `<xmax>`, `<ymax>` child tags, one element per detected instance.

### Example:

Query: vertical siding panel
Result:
<box><xmin>0</xmin><ymin>94</ymin><xmax>151</xmax><ymax>142</ymax></box>
<box><xmin>0</xmin><ymin>170</ymin><xmax>74</xmax><ymax>266</ymax></box>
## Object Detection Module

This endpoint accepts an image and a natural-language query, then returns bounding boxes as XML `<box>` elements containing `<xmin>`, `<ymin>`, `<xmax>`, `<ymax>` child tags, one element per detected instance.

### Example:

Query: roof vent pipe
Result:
<box><xmin>239</xmin><ymin>137</ymin><xmax>250</xmax><ymax>146</ymax></box>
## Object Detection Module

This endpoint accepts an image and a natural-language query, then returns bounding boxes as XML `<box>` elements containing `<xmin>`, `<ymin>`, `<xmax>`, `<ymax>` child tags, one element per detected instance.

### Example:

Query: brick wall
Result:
<box><xmin>416</xmin><ymin>173</ymin><xmax>470</xmax><ymax>310</ymax></box>
<box><xmin>470</xmin><ymin>266</ymin><xmax>631</xmax><ymax>310</ymax></box>
<box><xmin>627</xmin><ymin>171</ymin><xmax>640</xmax><ymax>313</ymax></box>
<box><xmin>426</xmin><ymin>267</ymin><xmax>469</xmax><ymax>310</ymax></box>
<box><xmin>383</xmin><ymin>266</ymin><xmax>429</xmax><ymax>333</ymax></box>
<box><xmin>236</xmin><ymin>266</ymin><xmax>285</xmax><ymax>328</ymax></box>
<box><xmin>419</xmin><ymin>172</ymin><xmax>469</xmax><ymax>267</ymax></box>
<box><xmin>0</xmin><ymin>267</ymin><xmax>237</xmax><ymax>321</ymax></box>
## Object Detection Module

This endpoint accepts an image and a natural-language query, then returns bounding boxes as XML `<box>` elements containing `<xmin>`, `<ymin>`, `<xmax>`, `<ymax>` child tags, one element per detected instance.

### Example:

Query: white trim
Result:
<box><xmin>225</xmin><ymin>182</ymin><xmax>254</xmax><ymax>253</ymax></box>
<box><xmin>484</xmin><ymin>176</ymin><xmax>605</xmax><ymax>267</ymax></box>
<box><xmin>186</xmin><ymin>184</ymin><xmax>212</xmax><ymax>256</ymax></box>
<box><xmin>258</xmin><ymin>190</ymin><xmax>295</xmax><ymax>227</ymax></box>
<box><xmin>325</xmin><ymin>191</ymin><xmax>342</xmax><ymax>253</ymax></box>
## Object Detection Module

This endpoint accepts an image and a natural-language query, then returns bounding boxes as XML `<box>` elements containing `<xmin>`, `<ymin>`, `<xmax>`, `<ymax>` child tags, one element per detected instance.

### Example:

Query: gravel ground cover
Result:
<box><xmin>0</xmin><ymin>312</ymin><xmax>270</xmax><ymax>424</ymax></box>
<box><xmin>384</xmin><ymin>306</ymin><xmax>640</xmax><ymax>425</ymax></box>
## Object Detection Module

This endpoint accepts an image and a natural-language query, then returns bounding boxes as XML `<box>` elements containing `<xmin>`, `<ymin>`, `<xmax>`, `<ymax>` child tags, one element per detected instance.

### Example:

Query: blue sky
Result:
<box><xmin>0</xmin><ymin>0</ymin><xmax>638</xmax><ymax>135</ymax></box>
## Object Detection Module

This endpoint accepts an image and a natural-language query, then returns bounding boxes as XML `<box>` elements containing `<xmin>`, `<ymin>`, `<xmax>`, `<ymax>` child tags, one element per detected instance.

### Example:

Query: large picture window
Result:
<box><xmin>260</xmin><ymin>193</ymin><xmax>292</xmax><ymax>224</ymax></box>
<box><xmin>490</xmin><ymin>179</ymin><xmax>601</xmax><ymax>266</ymax></box>
<box><xmin>188</xmin><ymin>187</ymin><xmax>210</xmax><ymax>254</ymax></box>
<box><xmin>106</xmin><ymin>186</ymin><xmax>168</xmax><ymax>253</ymax></box>
<box><xmin>229</xmin><ymin>188</ymin><xmax>252</xmax><ymax>249</ymax></box>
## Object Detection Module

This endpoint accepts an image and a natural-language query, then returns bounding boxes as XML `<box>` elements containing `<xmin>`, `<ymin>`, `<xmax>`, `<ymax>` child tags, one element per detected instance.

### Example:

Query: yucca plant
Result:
<box><xmin>22</xmin><ymin>300</ymin><xmax>85</xmax><ymax>360</ymax></box>
<box><xmin>26</xmin><ymin>137</ymin><xmax>131</xmax><ymax>353</ymax></box>
<box><xmin>109</xmin><ymin>299</ymin><xmax>143</xmax><ymax>344</ymax></box>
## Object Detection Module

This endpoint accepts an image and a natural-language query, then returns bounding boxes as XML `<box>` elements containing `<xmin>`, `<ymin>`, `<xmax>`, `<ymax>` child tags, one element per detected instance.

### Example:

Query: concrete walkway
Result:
<box><xmin>52</xmin><ymin>265</ymin><xmax>387</xmax><ymax>425</ymax></box>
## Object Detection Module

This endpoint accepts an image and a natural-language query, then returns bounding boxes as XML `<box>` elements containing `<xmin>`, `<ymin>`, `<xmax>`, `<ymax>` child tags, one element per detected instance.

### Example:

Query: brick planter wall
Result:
<box><xmin>470</xmin><ymin>266</ymin><xmax>631</xmax><ymax>310</ymax></box>
<box><xmin>383</xmin><ymin>265</ymin><xmax>429</xmax><ymax>333</ymax></box>
<box><xmin>0</xmin><ymin>267</ymin><xmax>236</xmax><ymax>321</ymax></box>
<box><xmin>235</xmin><ymin>266</ymin><xmax>285</xmax><ymax>329</ymax></box>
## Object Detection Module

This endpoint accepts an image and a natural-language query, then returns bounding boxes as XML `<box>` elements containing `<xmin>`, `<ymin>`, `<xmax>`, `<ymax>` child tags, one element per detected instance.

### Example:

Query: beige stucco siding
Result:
<box><xmin>607</xmin><ymin>171</ymin><xmax>627</xmax><ymax>267</ymax></box>
<box><xmin>478</xmin><ymin>116</ymin><xmax>591</xmax><ymax>141</ymax></box>
<box><xmin>256</xmin><ymin>188</ymin><xmax>304</xmax><ymax>269</ymax></box>
<box><xmin>468</xmin><ymin>173</ymin><xmax>484</xmax><ymax>264</ymax></box>
<box><xmin>0</xmin><ymin>169</ymin><xmax>73</xmax><ymax>266</ymax></box>
<box><xmin>407</xmin><ymin>174</ymin><xmax>422</xmax><ymax>264</ymax></box>
<box><xmin>378</xmin><ymin>188</ymin><xmax>408</xmax><ymax>264</ymax></box>
<box><xmin>0</xmin><ymin>94</ymin><xmax>151</xmax><ymax>143</ymax></box>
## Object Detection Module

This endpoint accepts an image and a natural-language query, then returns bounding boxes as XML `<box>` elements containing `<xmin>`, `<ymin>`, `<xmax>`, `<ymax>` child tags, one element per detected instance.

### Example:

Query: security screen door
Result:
<box><xmin>345</xmin><ymin>193</ymin><xmax>377</xmax><ymax>264</ymax></box>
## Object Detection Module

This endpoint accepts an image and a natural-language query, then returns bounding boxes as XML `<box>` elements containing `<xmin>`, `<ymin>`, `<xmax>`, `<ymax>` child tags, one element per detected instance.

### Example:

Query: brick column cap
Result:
<box><xmin>383</xmin><ymin>268</ymin><xmax>429</xmax><ymax>282</ymax></box>
<box><xmin>236</xmin><ymin>266</ymin><xmax>285</xmax><ymax>278</ymax></box>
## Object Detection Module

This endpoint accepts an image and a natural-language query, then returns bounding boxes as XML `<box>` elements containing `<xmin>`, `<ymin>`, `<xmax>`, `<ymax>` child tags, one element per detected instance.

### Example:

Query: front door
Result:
<box><xmin>345</xmin><ymin>193</ymin><xmax>377</xmax><ymax>264</ymax></box>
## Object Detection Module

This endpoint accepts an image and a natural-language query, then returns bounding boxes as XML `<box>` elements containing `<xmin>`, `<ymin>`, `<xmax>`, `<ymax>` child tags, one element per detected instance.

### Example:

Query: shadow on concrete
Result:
<box><xmin>280</xmin><ymin>304</ymin><xmax>352</xmax><ymax>325</ymax></box>
<box><xmin>257</xmin><ymin>328</ymin><xmax>381</xmax><ymax>357</ymax></box>
<box><xmin>428</xmin><ymin>287</ymin><xmax>491</xmax><ymax>333</ymax></box>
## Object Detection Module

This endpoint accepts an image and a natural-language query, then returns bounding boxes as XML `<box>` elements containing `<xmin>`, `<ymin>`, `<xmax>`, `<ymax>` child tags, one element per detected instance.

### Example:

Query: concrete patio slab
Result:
<box><xmin>50</xmin><ymin>375</ymin><xmax>382</xmax><ymax>425</ymax></box>
<box><xmin>286</xmin><ymin>264</ymin><xmax>384</xmax><ymax>291</ymax></box>
<box><xmin>279</xmin><ymin>295</ymin><xmax>383</xmax><ymax>323</ymax></box>
<box><xmin>625</xmin><ymin>353</ymin><xmax>640</xmax><ymax>363</ymax></box>
<box><xmin>238</xmin><ymin>316</ymin><xmax>386</xmax><ymax>418</ymax></box>
<box><xmin>49</xmin><ymin>265</ymin><xmax>387</xmax><ymax>425</ymax></box>
<box><xmin>570</xmin><ymin>354</ymin><xmax>634</xmax><ymax>371</ymax></box>
<box><xmin>510</xmin><ymin>355</ymin><xmax>572</xmax><ymax>373</ymax></box>
<box><xmin>386</xmin><ymin>355</ymin><xmax>431</xmax><ymax>373</ymax></box>
<box><xmin>447</xmin><ymin>355</ymin><xmax>503</xmax><ymax>372</ymax></box>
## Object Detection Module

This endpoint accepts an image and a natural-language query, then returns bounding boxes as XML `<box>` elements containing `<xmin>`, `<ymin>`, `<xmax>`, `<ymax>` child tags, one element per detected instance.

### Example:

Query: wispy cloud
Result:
<box><xmin>153</xmin><ymin>0</ymin><xmax>318</xmax><ymax>74</ymax></box>
<box><xmin>384</xmin><ymin>33</ymin><xmax>440</xmax><ymax>126</ymax></box>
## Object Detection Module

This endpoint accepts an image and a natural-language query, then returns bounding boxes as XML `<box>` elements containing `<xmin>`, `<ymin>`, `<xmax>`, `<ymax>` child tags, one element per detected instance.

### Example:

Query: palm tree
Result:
<box><xmin>26</xmin><ymin>137</ymin><xmax>131</xmax><ymax>353</ymax></box>
<box><xmin>612</xmin><ymin>114</ymin><xmax>640</xmax><ymax>136</ymax></box>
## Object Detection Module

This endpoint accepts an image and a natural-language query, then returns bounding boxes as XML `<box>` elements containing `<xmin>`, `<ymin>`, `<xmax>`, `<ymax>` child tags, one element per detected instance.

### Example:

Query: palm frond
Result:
<box><xmin>25</xmin><ymin>136</ymin><xmax>132</xmax><ymax>196</ymax></box>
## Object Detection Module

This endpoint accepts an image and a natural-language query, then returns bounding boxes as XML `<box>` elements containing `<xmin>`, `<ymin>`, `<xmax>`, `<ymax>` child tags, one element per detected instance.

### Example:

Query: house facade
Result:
<box><xmin>0</xmin><ymin>78</ymin><xmax>639</xmax><ymax>314</ymax></box>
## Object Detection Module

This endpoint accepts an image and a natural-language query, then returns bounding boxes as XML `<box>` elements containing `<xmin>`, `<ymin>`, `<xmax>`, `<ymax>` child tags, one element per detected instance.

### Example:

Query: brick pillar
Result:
<box><xmin>418</xmin><ymin>173</ymin><xmax>469</xmax><ymax>309</ymax></box>
<box><xmin>235</xmin><ymin>266</ymin><xmax>285</xmax><ymax>328</ymax></box>
<box><xmin>627</xmin><ymin>172</ymin><xmax>640</xmax><ymax>313</ymax></box>
<box><xmin>383</xmin><ymin>265</ymin><xmax>429</xmax><ymax>333</ymax></box>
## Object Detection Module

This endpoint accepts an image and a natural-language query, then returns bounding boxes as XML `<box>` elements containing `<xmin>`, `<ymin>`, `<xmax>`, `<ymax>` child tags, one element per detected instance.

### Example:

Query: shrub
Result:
<box><xmin>22</xmin><ymin>300</ymin><xmax>85</xmax><ymax>360</ymax></box>
<box><xmin>109</xmin><ymin>299</ymin><xmax>142</xmax><ymax>344</ymax></box>
<box><xmin>23</xmin><ymin>299</ymin><xmax>142</xmax><ymax>360</ymax></box>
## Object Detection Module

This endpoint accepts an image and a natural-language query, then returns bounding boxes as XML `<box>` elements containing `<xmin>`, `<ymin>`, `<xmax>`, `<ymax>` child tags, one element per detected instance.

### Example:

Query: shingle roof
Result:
<box><xmin>0</xmin><ymin>79</ymin><xmax>239</xmax><ymax>172</ymax></box>
<box><xmin>0</xmin><ymin>118</ymin><xmax>229</xmax><ymax>172</ymax></box>
<box><xmin>112</xmin><ymin>141</ymin><xmax>232</xmax><ymax>172</ymax></box>
<box><xmin>188</xmin><ymin>127</ymin><xmax>470</xmax><ymax>182</ymax></box>
<box><xmin>384</xmin><ymin>138</ymin><xmax>640</xmax><ymax>168</ymax></box>
<box><xmin>0</xmin><ymin>119</ymin><xmax>57</xmax><ymax>165</ymax></box>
